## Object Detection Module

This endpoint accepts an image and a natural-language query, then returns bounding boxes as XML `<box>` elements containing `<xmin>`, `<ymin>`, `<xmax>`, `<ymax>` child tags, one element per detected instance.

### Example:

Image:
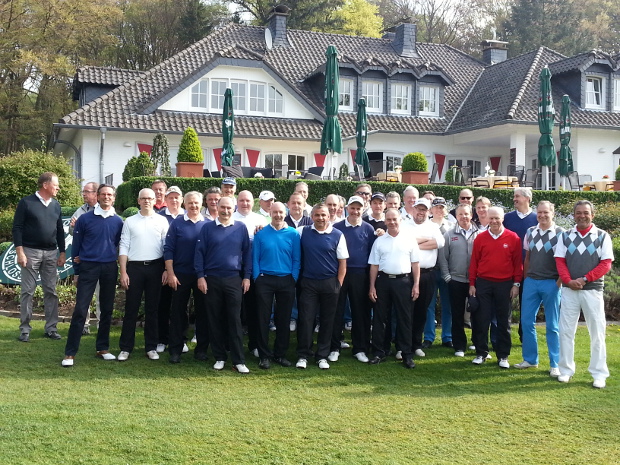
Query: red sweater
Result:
<box><xmin>469</xmin><ymin>229</ymin><xmax>523</xmax><ymax>286</ymax></box>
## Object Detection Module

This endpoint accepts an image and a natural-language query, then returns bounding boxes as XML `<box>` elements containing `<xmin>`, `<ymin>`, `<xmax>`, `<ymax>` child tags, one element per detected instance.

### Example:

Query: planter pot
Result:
<box><xmin>401</xmin><ymin>171</ymin><xmax>429</xmax><ymax>185</ymax></box>
<box><xmin>613</xmin><ymin>180</ymin><xmax>620</xmax><ymax>191</ymax></box>
<box><xmin>176</xmin><ymin>162</ymin><xmax>204</xmax><ymax>178</ymax></box>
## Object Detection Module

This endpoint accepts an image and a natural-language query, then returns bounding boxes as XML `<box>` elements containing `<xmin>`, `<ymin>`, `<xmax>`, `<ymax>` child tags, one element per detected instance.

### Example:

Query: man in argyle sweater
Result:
<box><xmin>554</xmin><ymin>200</ymin><xmax>613</xmax><ymax>389</ymax></box>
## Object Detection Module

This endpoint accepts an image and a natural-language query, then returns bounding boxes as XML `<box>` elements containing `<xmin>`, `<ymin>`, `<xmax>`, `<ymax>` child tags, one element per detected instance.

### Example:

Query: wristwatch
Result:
<box><xmin>582</xmin><ymin>276</ymin><xmax>588</xmax><ymax>283</ymax></box>
<box><xmin>513</xmin><ymin>282</ymin><xmax>520</xmax><ymax>288</ymax></box>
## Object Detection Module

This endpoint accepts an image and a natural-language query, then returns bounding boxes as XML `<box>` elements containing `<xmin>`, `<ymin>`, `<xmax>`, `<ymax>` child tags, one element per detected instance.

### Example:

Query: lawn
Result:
<box><xmin>0</xmin><ymin>316</ymin><xmax>618</xmax><ymax>465</ymax></box>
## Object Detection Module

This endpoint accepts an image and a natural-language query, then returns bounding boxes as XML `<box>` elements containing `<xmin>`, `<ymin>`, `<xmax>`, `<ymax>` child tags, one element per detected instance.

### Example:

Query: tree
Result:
<box><xmin>329</xmin><ymin>0</ymin><xmax>383</xmax><ymax>37</ymax></box>
<box><xmin>177</xmin><ymin>127</ymin><xmax>203</xmax><ymax>163</ymax></box>
<box><xmin>122</xmin><ymin>151</ymin><xmax>156</xmax><ymax>182</ymax></box>
<box><xmin>152</xmin><ymin>133</ymin><xmax>171</xmax><ymax>176</ymax></box>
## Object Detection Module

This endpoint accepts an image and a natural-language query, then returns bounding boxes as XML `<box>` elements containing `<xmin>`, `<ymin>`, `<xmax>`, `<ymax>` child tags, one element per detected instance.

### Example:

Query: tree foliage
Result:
<box><xmin>329</xmin><ymin>0</ymin><xmax>383</xmax><ymax>37</ymax></box>
<box><xmin>122</xmin><ymin>151</ymin><xmax>156</xmax><ymax>182</ymax></box>
<box><xmin>231</xmin><ymin>0</ymin><xmax>345</xmax><ymax>31</ymax></box>
<box><xmin>0</xmin><ymin>149</ymin><xmax>82</xmax><ymax>208</ymax></box>
<box><xmin>177</xmin><ymin>127</ymin><xmax>204</xmax><ymax>163</ymax></box>
<box><xmin>152</xmin><ymin>133</ymin><xmax>171</xmax><ymax>176</ymax></box>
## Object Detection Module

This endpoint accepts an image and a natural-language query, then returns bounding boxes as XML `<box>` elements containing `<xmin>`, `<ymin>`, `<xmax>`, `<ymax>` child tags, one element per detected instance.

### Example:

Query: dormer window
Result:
<box><xmin>191</xmin><ymin>80</ymin><xmax>208</xmax><ymax>109</ymax></box>
<box><xmin>362</xmin><ymin>81</ymin><xmax>383</xmax><ymax>113</ymax></box>
<box><xmin>391</xmin><ymin>83</ymin><xmax>411</xmax><ymax>115</ymax></box>
<box><xmin>339</xmin><ymin>78</ymin><xmax>354</xmax><ymax>111</ymax></box>
<box><xmin>419</xmin><ymin>84</ymin><xmax>439</xmax><ymax>117</ymax></box>
<box><xmin>585</xmin><ymin>76</ymin><xmax>605</xmax><ymax>110</ymax></box>
<box><xmin>613</xmin><ymin>78</ymin><xmax>620</xmax><ymax>112</ymax></box>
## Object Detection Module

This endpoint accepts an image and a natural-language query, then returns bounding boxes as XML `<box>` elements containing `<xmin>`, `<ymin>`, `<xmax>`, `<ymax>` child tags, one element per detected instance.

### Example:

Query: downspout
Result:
<box><xmin>99</xmin><ymin>127</ymin><xmax>107</xmax><ymax>184</ymax></box>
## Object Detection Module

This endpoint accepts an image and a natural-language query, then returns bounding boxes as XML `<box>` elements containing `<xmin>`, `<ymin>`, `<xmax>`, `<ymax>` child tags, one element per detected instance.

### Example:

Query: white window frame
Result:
<box><xmin>585</xmin><ymin>76</ymin><xmax>606</xmax><ymax>110</ymax></box>
<box><xmin>418</xmin><ymin>84</ymin><xmax>439</xmax><ymax>117</ymax></box>
<box><xmin>613</xmin><ymin>78</ymin><xmax>620</xmax><ymax>112</ymax></box>
<box><xmin>249</xmin><ymin>82</ymin><xmax>266</xmax><ymax>113</ymax></box>
<box><xmin>390</xmin><ymin>83</ymin><xmax>411</xmax><ymax>115</ymax></box>
<box><xmin>362</xmin><ymin>81</ymin><xmax>383</xmax><ymax>113</ymax></box>
<box><xmin>264</xmin><ymin>153</ymin><xmax>283</xmax><ymax>178</ymax></box>
<box><xmin>210</xmin><ymin>79</ymin><xmax>228</xmax><ymax>111</ymax></box>
<box><xmin>385</xmin><ymin>154</ymin><xmax>402</xmax><ymax>171</ymax></box>
<box><xmin>190</xmin><ymin>79</ymin><xmax>208</xmax><ymax>109</ymax></box>
<box><xmin>230</xmin><ymin>80</ymin><xmax>247</xmax><ymax>112</ymax></box>
<box><xmin>287</xmin><ymin>154</ymin><xmax>306</xmax><ymax>172</ymax></box>
<box><xmin>268</xmin><ymin>85</ymin><xmax>283</xmax><ymax>114</ymax></box>
<box><xmin>339</xmin><ymin>78</ymin><xmax>354</xmax><ymax>111</ymax></box>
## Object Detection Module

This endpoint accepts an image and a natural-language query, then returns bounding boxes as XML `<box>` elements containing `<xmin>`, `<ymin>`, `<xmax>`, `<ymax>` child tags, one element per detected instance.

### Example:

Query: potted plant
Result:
<box><xmin>401</xmin><ymin>152</ymin><xmax>429</xmax><ymax>184</ymax></box>
<box><xmin>176</xmin><ymin>127</ymin><xmax>204</xmax><ymax>177</ymax></box>
<box><xmin>613</xmin><ymin>166</ymin><xmax>620</xmax><ymax>191</ymax></box>
<box><xmin>444</xmin><ymin>164</ymin><xmax>460</xmax><ymax>184</ymax></box>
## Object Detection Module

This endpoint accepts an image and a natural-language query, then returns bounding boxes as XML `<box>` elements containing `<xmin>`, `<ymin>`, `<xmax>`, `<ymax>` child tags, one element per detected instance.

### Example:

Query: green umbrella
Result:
<box><xmin>538</xmin><ymin>66</ymin><xmax>555</xmax><ymax>190</ymax></box>
<box><xmin>320</xmin><ymin>45</ymin><xmax>342</xmax><ymax>179</ymax></box>
<box><xmin>221</xmin><ymin>88</ymin><xmax>234</xmax><ymax>167</ymax></box>
<box><xmin>558</xmin><ymin>94</ymin><xmax>573</xmax><ymax>178</ymax></box>
<box><xmin>355</xmin><ymin>98</ymin><xmax>370</xmax><ymax>177</ymax></box>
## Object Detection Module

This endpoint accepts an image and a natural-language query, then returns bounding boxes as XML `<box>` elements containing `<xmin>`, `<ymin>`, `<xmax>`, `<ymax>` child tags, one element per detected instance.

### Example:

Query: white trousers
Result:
<box><xmin>559</xmin><ymin>288</ymin><xmax>609</xmax><ymax>380</ymax></box>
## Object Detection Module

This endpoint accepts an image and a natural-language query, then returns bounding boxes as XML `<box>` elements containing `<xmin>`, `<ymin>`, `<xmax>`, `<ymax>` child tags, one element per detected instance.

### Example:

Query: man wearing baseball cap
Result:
<box><xmin>258</xmin><ymin>191</ymin><xmax>275</xmax><ymax>218</ymax></box>
<box><xmin>221</xmin><ymin>177</ymin><xmax>237</xmax><ymax>207</ymax></box>
<box><xmin>363</xmin><ymin>192</ymin><xmax>387</xmax><ymax>232</ymax></box>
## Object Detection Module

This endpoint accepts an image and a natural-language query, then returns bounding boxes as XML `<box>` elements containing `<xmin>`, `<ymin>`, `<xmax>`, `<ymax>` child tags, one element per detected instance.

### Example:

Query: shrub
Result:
<box><xmin>177</xmin><ymin>127</ymin><xmax>203</xmax><ymax>163</ymax></box>
<box><xmin>0</xmin><ymin>149</ymin><xmax>82</xmax><ymax>209</ymax></box>
<box><xmin>61</xmin><ymin>206</ymin><xmax>79</xmax><ymax>217</ymax></box>
<box><xmin>338</xmin><ymin>163</ymin><xmax>349</xmax><ymax>180</ymax></box>
<box><xmin>402</xmin><ymin>152</ymin><xmax>428</xmax><ymax>172</ymax></box>
<box><xmin>122</xmin><ymin>151</ymin><xmax>155</xmax><ymax>182</ymax></box>
<box><xmin>152</xmin><ymin>133</ymin><xmax>171</xmax><ymax>176</ymax></box>
<box><xmin>0</xmin><ymin>242</ymin><xmax>10</xmax><ymax>254</ymax></box>
<box><xmin>616</xmin><ymin>165</ymin><xmax>620</xmax><ymax>181</ymax></box>
<box><xmin>0</xmin><ymin>209</ymin><xmax>14</xmax><ymax>243</ymax></box>
<box><xmin>121</xmin><ymin>207</ymin><xmax>139</xmax><ymax>218</ymax></box>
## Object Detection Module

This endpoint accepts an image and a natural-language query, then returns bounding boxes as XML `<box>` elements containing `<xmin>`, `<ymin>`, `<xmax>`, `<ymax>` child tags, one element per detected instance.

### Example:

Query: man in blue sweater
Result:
<box><xmin>296</xmin><ymin>203</ymin><xmax>349</xmax><ymax>370</ymax></box>
<box><xmin>252</xmin><ymin>202</ymin><xmax>301</xmax><ymax>369</ymax></box>
<box><xmin>331</xmin><ymin>196</ymin><xmax>376</xmax><ymax>363</ymax></box>
<box><xmin>62</xmin><ymin>185</ymin><xmax>123</xmax><ymax>366</ymax></box>
<box><xmin>195</xmin><ymin>196</ymin><xmax>252</xmax><ymax>374</ymax></box>
<box><xmin>12</xmin><ymin>172</ymin><xmax>66</xmax><ymax>342</ymax></box>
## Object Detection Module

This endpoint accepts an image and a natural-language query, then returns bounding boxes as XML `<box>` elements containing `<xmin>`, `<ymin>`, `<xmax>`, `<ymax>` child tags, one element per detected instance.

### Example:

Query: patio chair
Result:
<box><xmin>308</xmin><ymin>166</ymin><xmax>324</xmax><ymax>177</ymax></box>
<box><xmin>567</xmin><ymin>171</ymin><xmax>582</xmax><ymax>190</ymax></box>
<box><xmin>458</xmin><ymin>165</ymin><xmax>471</xmax><ymax>186</ymax></box>
<box><xmin>523</xmin><ymin>168</ymin><xmax>539</xmax><ymax>188</ymax></box>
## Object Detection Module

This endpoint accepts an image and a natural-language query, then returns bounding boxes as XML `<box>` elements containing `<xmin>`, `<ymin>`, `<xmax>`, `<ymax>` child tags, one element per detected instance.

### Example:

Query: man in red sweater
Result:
<box><xmin>469</xmin><ymin>207</ymin><xmax>522</xmax><ymax>368</ymax></box>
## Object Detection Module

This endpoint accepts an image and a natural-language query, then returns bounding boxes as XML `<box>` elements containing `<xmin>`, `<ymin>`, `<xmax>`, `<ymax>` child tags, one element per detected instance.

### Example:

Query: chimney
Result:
<box><xmin>391</xmin><ymin>23</ymin><xmax>418</xmax><ymax>58</ymax></box>
<box><xmin>267</xmin><ymin>5</ymin><xmax>290</xmax><ymax>48</ymax></box>
<box><xmin>480</xmin><ymin>39</ymin><xmax>508</xmax><ymax>65</ymax></box>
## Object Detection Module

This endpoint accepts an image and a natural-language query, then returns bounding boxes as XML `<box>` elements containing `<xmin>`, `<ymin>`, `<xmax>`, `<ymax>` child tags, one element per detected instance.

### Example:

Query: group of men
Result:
<box><xmin>12</xmin><ymin>173</ymin><xmax>613</xmax><ymax>388</ymax></box>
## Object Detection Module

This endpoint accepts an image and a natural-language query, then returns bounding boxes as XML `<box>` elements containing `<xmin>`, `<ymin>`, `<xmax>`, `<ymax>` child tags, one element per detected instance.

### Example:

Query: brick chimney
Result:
<box><xmin>480</xmin><ymin>39</ymin><xmax>508</xmax><ymax>65</ymax></box>
<box><xmin>391</xmin><ymin>23</ymin><xmax>418</xmax><ymax>58</ymax></box>
<box><xmin>267</xmin><ymin>5</ymin><xmax>290</xmax><ymax>48</ymax></box>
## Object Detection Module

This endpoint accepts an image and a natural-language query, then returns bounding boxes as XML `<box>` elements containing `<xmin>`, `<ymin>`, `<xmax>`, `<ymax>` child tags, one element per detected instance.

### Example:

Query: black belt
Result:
<box><xmin>420</xmin><ymin>267</ymin><xmax>437</xmax><ymax>274</ymax></box>
<box><xmin>379</xmin><ymin>271</ymin><xmax>410</xmax><ymax>279</ymax></box>
<box><xmin>129</xmin><ymin>258</ymin><xmax>163</xmax><ymax>266</ymax></box>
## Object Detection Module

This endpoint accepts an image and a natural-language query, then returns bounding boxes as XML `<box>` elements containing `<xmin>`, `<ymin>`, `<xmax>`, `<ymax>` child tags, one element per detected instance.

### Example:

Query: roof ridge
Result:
<box><xmin>507</xmin><ymin>47</ymin><xmax>545</xmax><ymax>119</ymax></box>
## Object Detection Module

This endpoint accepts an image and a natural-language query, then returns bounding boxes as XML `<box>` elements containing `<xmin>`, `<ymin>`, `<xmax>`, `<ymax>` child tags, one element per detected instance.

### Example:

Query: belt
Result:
<box><xmin>379</xmin><ymin>271</ymin><xmax>410</xmax><ymax>279</ymax></box>
<box><xmin>420</xmin><ymin>267</ymin><xmax>437</xmax><ymax>274</ymax></box>
<box><xmin>128</xmin><ymin>258</ymin><xmax>163</xmax><ymax>266</ymax></box>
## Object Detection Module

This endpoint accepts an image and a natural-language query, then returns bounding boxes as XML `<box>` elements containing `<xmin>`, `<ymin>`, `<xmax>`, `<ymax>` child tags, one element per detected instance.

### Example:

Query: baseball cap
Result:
<box><xmin>432</xmin><ymin>197</ymin><xmax>447</xmax><ymax>207</ymax></box>
<box><xmin>259</xmin><ymin>190</ymin><xmax>275</xmax><ymax>201</ymax></box>
<box><xmin>347</xmin><ymin>195</ymin><xmax>364</xmax><ymax>206</ymax></box>
<box><xmin>371</xmin><ymin>192</ymin><xmax>386</xmax><ymax>202</ymax></box>
<box><xmin>414</xmin><ymin>198</ymin><xmax>431</xmax><ymax>209</ymax></box>
<box><xmin>165</xmin><ymin>186</ymin><xmax>182</xmax><ymax>196</ymax></box>
<box><xmin>222</xmin><ymin>177</ymin><xmax>236</xmax><ymax>185</ymax></box>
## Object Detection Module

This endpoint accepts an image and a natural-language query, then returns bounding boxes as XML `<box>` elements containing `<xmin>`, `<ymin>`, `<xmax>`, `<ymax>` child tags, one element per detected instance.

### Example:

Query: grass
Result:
<box><xmin>0</xmin><ymin>316</ymin><xmax>618</xmax><ymax>465</ymax></box>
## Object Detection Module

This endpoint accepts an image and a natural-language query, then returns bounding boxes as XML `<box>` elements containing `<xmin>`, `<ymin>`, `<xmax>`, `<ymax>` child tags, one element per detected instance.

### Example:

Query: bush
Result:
<box><xmin>121</xmin><ymin>207</ymin><xmax>139</xmax><ymax>218</ymax></box>
<box><xmin>402</xmin><ymin>152</ymin><xmax>428</xmax><ymax>172</ymax></box>
<box><xmin>0</xmin><ymin>149</ymin><xmax>82</xmax><ymax>209</ymax></box>
<box><xmin>616</xmin><ymin>165</ymin><xmax>620</xmax><ymax>181</ymax></box>
<box><xmin>0</xmin><ymin>242</ymin><xmax>10</xmax><ymax>254</ymax></box>
<box><xmin>0</xmin><ymin>209</ymin><xmax>14</xmax><ymax>243</ymax></box>
<box><xmin>152</xmin><ymin>133</ymin><xmax>171</xmax><ymax>176</ymax></box>
<box><xmin>122</xmin><ymin>151</ymin><xmax>156</xmax><ymax>182</ymax></box>
<box><xmin>61</xmin><ymin>206</ymin><xmax>79</xmax><ymax>217</ymax></box>
<box><xmin>177</xmin><ymin>127</ymin><xmax>203</xmax><ymax>163</ymax></box>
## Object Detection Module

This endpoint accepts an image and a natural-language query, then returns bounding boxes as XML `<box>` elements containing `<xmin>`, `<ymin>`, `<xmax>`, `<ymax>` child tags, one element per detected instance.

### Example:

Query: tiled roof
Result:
<box><xmin>549</xmin><ymin>50</ymin><xmax>619</xmax><ymax>75</ymax></box>
<box><xmin>75</xmin><ymin>66</ymin><xmax>145</xmax><ymax>86</ymax></box>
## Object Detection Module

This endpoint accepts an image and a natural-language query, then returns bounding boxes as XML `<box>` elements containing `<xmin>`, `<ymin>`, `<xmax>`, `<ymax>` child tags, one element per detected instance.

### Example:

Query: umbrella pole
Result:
<box><xmin>542</xmin><ymin>166</ymin><xmax>549</xmax><ymax>190</ymax></box>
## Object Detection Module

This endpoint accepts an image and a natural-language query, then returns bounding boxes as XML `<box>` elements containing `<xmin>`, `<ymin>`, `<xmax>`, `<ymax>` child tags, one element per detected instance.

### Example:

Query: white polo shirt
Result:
<box><xmin>232</xmin><ymin>210</ymin><xmax>267</xmax><ymax>239</ymax></box>
<box><xmin>368</xmin><ymin>228</ymin><xmax>420</xmax><ymax>275</ymax></box>
<box><xmin>404</xmin><ymin>219</ymin><xmax>445</xmax><ymax>269</ymax></box>
<box><xmin>119</xmin><ymin>211</ymin><xmax>169</xmax><ymax>261</ymax></box>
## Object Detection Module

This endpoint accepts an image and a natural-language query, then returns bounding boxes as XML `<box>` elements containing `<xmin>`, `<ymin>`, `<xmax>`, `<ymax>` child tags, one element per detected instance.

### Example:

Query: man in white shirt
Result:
<box><xmin>117</xmin><ymin>188</ymin><xmax>169</xmax><ymax>362</ymax></box>
<box><xmin>325</xmin><ymin>194</ymin><xmax>343</xmax><ymax>224</ymax></box>
<box><xmin>200</xmin><ymin>186</ymin><xmax>220</xmax><ymax>221</ymax></box>
<box><xmin>368</xmin><ymin>209</ymin><xmax>420</xmax><ymax>368</ymax></box>
<box><xmin>258</xmin><ymin>190</ymin><xmax>275</xmax><ymax>218</ymax></box>
<box><xmin>400</xmin><ymin>186</ymin><xmax>419</xmax><ymax>224</ymax></box>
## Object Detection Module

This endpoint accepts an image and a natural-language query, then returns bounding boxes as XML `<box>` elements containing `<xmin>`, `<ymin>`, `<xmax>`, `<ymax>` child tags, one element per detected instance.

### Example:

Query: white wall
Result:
<box><xmin>572</xmin><ymin>128</ymin><xmax>619</xmax><ymax>180</ymax></box>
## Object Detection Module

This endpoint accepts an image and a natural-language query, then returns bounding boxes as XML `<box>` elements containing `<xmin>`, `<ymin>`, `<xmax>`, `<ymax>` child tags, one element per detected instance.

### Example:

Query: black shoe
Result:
<box><xmin>273</xmin><ymin>357</ymin><xmax>292</xmax><ymax>367</ymax></box>
<box><xmin>259</xmin><ymin>358</ymin><xmax>271</xmax><ymax>369</ymax></box>
<box><xmin>422</xmin><ymin>340</ymin><xmax>432</xmax><ymax>349</ymax></box>
<box><xmin>369</xmin><ymin>355</ymin><xmax>385</xmax><ymax>365</ymax></box>
<box><xmin>403</xmin><ymin>358</ymin><xmax>416</xmax><ymax>369</ymax></box>
<box><xmin>169</xmin><ymin>353</ymin><xmax>181</xmax><ymax>364</ymax></box>
<box><xmin>44</xmin><ymin>331</ymin><xmax>62</xmax><ymax>340</ymax></box>
<box><xmin>442</xmin><ymin>341</ymin><xmax>454</xmax><ymax>348</ymax></box>
<box><xmin>194</xmin><ymin>352</ymin><xmax>207</xmax><ymax>361</ymax></box>
<box><xmin>18</xmin><ymin>333</ymin><xmax>29</xmax><ymax>342</ymax></box>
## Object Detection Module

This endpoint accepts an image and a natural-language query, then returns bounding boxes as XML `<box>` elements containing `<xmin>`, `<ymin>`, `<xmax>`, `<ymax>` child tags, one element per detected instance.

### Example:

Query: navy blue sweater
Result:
<box><xmin>333</xmin><ymin>220</ymin><xmax>375</xmax><ymax>273</ymax></box>
<box><xmin>299</xmin><ymin>226</ymin><xmax>343</xmax><ymax>280</ymax></box>
<box><xmin>72</xmin><ymin>211</ymin><xmax>123</xmax><ymax>274</ymax></box>
<box><xmin>194</xmin><ymin>220</ymin><xmax>251</xmax><ymax>279</ymax></box>
<box><xmin>164</xmin><ymin>215</ymin><xmax>207</xmax><ymax>275</ymax></box>
<box><xmin>13</xmin><ymin>194</ymin><xmax>65</xmax><ymax>252</ymax></box>
<box><xmin>503</xmin><ymin>210</ymin><xmax>537</xmax><ymax>260</ymax></box>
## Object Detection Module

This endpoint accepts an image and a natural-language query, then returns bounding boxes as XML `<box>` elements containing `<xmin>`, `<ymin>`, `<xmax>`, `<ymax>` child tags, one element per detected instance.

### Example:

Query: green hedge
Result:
<box><xmin>115</xmin><ymin>177</ymin><xmax>620</xmax><ymax>212</ymax></box>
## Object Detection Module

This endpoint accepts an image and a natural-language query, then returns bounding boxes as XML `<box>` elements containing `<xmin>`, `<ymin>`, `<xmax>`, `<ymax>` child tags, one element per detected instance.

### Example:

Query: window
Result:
<box><xmin>268</xmin><ymin>85</ymin><xmax>283</xmax><ymax>114</ymax></box>
<box><xmin>210</xmin><ymin>80</ymin><xmax>227</xmax><ymax>110</ymax></box>
<box><xmin>250</xmin><ymin>82</ymin><xmax>266</xmax><ymax>112</ymax></box>
<box><xmin>419</xmin><ymin>84</ymin><xmax>439</xmax><ymax>116</ymax></box>
<box><xmin>231</xmin><ymin>81</ymin><xmax>246</xmax><ymax>111</ymax></box>
<box><xmin>362</xmin><ymin>81</ymin><xmax>383</xmax><ymax>112</ymax></box>
<box><xmin>385</xmin><ymin>155</ymin><xmax>402</xmax><ymax>171</ymax></box>
<box><xmin>191</xmin><ymin>80</ymin><xmax>208</xmax><ymax>108</ymax></box>
<box><xmin>265</xmin><ymin>153</ymin><xmax>283</xmax><ymax>177</ymax></box>
<box><xmin>613</xmin><ymin>78</ymin><xmax>620</xmax><ymax>112</ymax></box>
<box><xmin>339</xmin><ymin>79</ymin><xmax>354</xmax><ymax>111</ymax></box>
<box><xmin>391</xmin><ymin>83</ymin><xmax>411</xmax><ymax>114</ymax></box>
<box><xmin>447</xmin><ymin>159</ymin><xmax>481</xmax><ymax>178</ymax></box>
<box><xmin>585</xmin><ymin>76</ymin><xmax>605</xmax><ymax>109</ymax></box>
<box><xmin>288</xmin><ymin>154</ymin><xmax>305</xmax><ymax>173</ymax></box>
<box><xmin>104</xmin><ymin>174</ymin><xmax>113</xmax><ymax>185</ymax></box>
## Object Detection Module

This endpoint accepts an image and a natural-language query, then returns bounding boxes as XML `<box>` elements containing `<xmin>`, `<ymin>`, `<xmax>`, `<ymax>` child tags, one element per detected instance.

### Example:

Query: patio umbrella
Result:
<box><xmin>355</xmin><ymin>98</ymin><xmax>370</xmax><ymax>177</ymax></box>
<box><xmin>320</xmin><ymin>45</ymin><xmax>342</xmax><ymax>179</ymax></box>
<box><xmin>537</xmin><ymin>66</ymin><xmax>556</xmax><ymax>190</ymax></box>
<box><xmin>221</xmin><ymin>88</ymin><xmax>234</xmax><ymax>167</ymax></box>
<box><xmin>558</xmin><ymin>94</ymin><xmax>573</xmax><ymax>189</ymax></box>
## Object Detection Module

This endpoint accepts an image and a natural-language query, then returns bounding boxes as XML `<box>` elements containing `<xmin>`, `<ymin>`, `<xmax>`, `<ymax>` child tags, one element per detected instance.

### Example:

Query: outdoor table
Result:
<box><xmin>377</xmin><ymin>171</ymin><xmax>401</xmax><ymax>183</ymax></box>
<box><xmin>583</xmin><ymin>180</ymin><xmax>612</xmax><ymax>191</ymax></box>
<box><xmin>472</xmin><ymin>176</ymin><xmax>518</xmax><ymax>188</ymax></box>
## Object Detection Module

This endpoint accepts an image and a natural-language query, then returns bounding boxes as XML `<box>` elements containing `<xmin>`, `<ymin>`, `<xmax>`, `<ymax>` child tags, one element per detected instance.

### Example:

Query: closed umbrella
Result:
<box><xmin>355</xmin><ymin>98</ymin><xmax>370</xmax><ymax>177</ymax></box>
<box><xmin>558</xmin><ymin>94</ymin><xmax>573</xmax><ymax>189</ymax></box>
<box><xmin>538</xmin><ymin>66</ymin><xmax>556</xmax><ymax>190</ymax></box>
<box><xmin>221</xmin><ymin>88</ymin><xmax>234</xmax><ymax>167</ymax></box>
<box><xmin>320</xmin><ymin>45</ymin><xmax>342</xmax><ymax>179</ymax></box>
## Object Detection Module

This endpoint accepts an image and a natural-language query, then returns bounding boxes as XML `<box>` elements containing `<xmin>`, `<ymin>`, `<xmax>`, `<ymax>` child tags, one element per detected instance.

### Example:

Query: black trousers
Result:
<box><xmin>255</xmin><ymin>274</ymin><xmax>296</xmax><ymax>359</ymax></box>
<box><xmin>332</xmin><ymin>271</ymin><xmax>371</xmax><ymax>355</ymax></box>
<box><xmin>119</xmin><ymin>260</ymin><xmax>164</xmax><ymax>353</ymax></box>
<box><xmin>297</xmin><ymin>277</ymin><xmax>340</xmax><ymax>360</ymax></box>
<box><xmin>447</xmin><ymin>280</ymin><xmax>469</xmax><ymax>352</ymax></box>
<box><xmin>157</xmin><ymin>284</ymin><xmax>173</xmax><ymax>345</ymax></box>
<box><xmin>372</xmin><ymin>274</ymin><xmax>413</xmax><ymax>359</ymax></box>
<box><xmin>168</xmin><ymin>272</ymin><xmax>208</xmax><ymax>357</ymax></box>
<box><xmin>65</xmin><ymin>261</ymin><xmax>117</xmax><ymax>356</ymax></box>
<box><xmin>472</xmin><ymin>278</ymin><xmax>513</xmax><ymax>359</ymax></box>
<box><xmin>205</xmin><ymin>275</ymin><xmax>245</xmax><ymax>364</ymax></box>
<box><xmin>242</xmin><ymin>278</ymin><xmax>259</xmax><ymax>351</ymax></box>
<box><xmin>412</xmin><ymin>270</ymin><xmax>436</xmax><ymax>350</ymax></box>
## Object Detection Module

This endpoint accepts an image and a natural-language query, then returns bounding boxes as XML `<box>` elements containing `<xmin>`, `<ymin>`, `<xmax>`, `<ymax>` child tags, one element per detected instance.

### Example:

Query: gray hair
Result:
<box><xmin>514</xmin><ymin>187</ymin><xmax>532</xmax><ymax>200</ymax></box>
<box><xmin>184</xmin><ymin>191</ymin><xmax>203</xmax><ymax>204</ymax></box>
<box><xmin>403</xmin><ymin>186</ymin><xmax>419</xmax><ymax>197</ymax></box>
<box><xmin>573</xmin><ymin>199</ymin><xmax>594</xmax><ymax>214</ymax></box>
<box><xmin>536</xmin><ymin>200</ymin><xmax>555</xmax><ymax>214</ymax></box>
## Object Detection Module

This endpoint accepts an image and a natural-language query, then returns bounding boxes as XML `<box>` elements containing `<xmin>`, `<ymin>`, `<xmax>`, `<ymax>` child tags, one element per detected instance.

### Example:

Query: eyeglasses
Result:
<box><xmin>460</xmin><ymin>196</ymin><xmax>472</xmax><ymax>200</ymax></box>
<box><xmin>356</xmin><ymin>191</ymin><xmax>371</xmax><ymax>197</ymax></box>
